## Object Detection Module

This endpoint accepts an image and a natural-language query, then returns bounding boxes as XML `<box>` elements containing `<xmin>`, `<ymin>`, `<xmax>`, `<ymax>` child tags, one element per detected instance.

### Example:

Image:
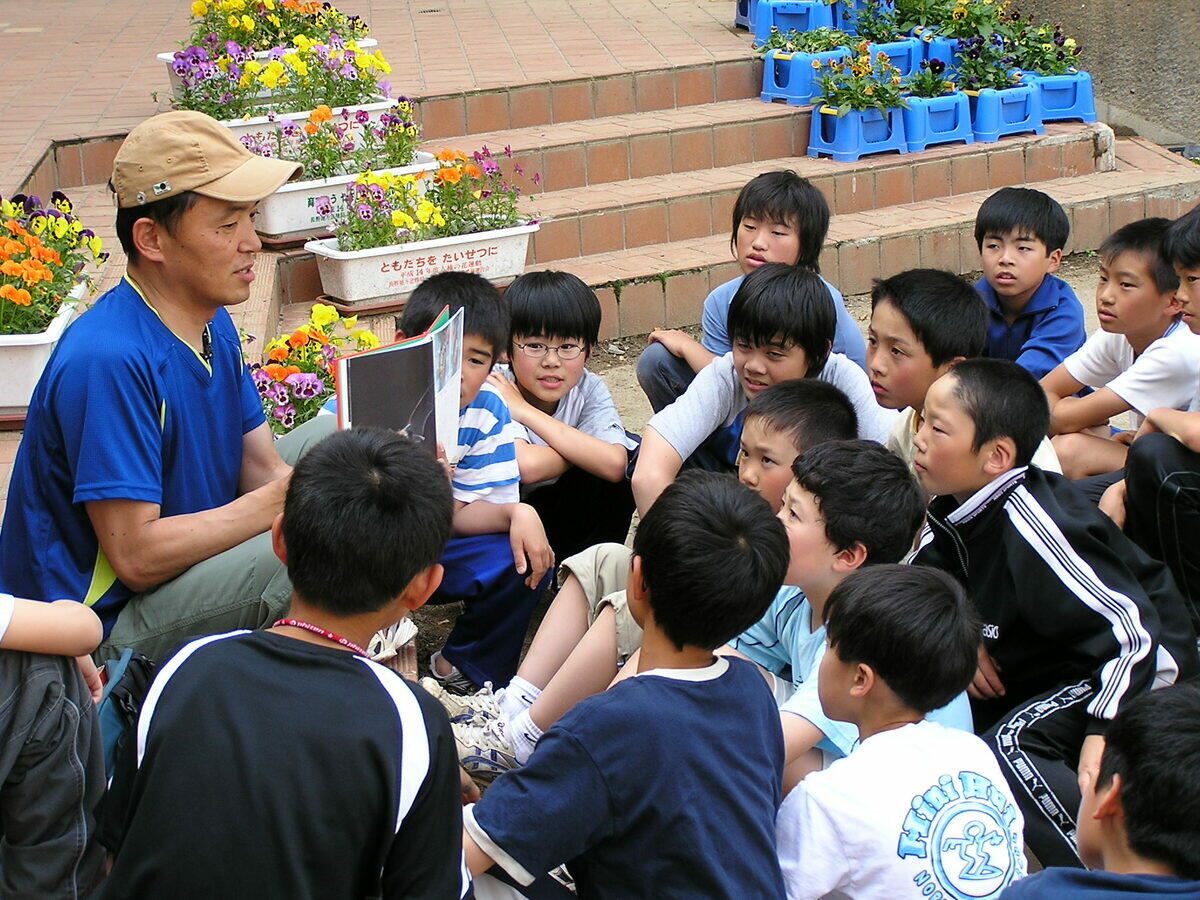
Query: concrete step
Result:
<box><xmin>522</xmin><ymin>123</ymin><xmax>1113</xmax><ymax>265</ymax></box>
<box><xmin>419</xmin><ymin>98</ymin><xmax>807</xmax><ymax>193</ymax></box>
<box><xmin>540</xmin><ymin>139</ymin><xmax>1200</xmax><ymax>339</ymax></box>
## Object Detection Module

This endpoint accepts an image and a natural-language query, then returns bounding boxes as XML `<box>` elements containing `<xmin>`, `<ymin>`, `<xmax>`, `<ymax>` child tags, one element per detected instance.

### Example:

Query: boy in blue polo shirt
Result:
<box><xmin>974</xmin><ymin>187</ymin><xmax>1086</xmax><ymax>380</ymax></box>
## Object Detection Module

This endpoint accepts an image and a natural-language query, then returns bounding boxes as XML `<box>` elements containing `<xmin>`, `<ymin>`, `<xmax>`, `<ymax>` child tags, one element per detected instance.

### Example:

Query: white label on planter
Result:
<box><xmin>380</xmin><ymin>243</ymin><xmax>502</xmax><ymax>292</ymax></box>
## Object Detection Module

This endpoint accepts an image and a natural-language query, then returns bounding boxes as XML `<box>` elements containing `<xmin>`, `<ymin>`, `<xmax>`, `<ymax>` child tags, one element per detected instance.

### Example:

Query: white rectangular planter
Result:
<box><xmin>0</xmin><ymin>282</ymin><xmax>86</xmax><ymax>414</ymax></box>
<box><xmin>218</xmin><ymin>94</ymin><xmax>394</xmax><ymax>142</ymax></box>
<box><xmin>256</xmin><ymin>152</ymin><xmax>438</xmax><ymax>242</ymax></box>
<box><xmin>305</xmin><ymin>223</ymin><xmax>540</xmax><ymax>305</ymax></box>
<box><xmin>158</xmin><ymin>38</ymin><xmax>378</xmax><ymax>95</ymax></box>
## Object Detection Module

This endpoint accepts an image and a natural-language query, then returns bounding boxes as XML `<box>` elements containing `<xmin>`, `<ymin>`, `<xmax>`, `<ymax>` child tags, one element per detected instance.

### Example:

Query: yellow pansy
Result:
<box><xmin>190</xmin><ymin>0</ymin><xmax>208</xmax><ymax>16</ymax></box>
<box><xmin>241</xmin><ymin>14</ymin><xmax>254</xmax><ymax>30</ymax></box>
<box><xmin>244</xmin><ymin>59</ymin><xmax>262</xmax><ymax>74</ymax></box>
<box><xmin>227</xmin><ymin>13</ymin><xmax>239</xmax><ymax>27</ymax></box>
<box><xmin>263</xmin><ymin>0</ymin><xmax>274</xmax><ymax>8</ymax></box>
<box><xmin>351</xmin><ymin>329</ymin><xmax>380</xmax><ymax>350</ymax></box>
<box><xmin>310</xmin><ymin>303</ymin><xmax>339</xmax><ymax>327</ymax></box>
<box><xmin>340</xmin><ymin>315</ymin><xmax>358</xmax><ymax>330</ymax></box>
<box><xmin>432</xmin><ymin>211</ymin><xmax>446</xmax><ymax>228</ymax></box>
<box><xmin>391</xmin><ymin>210</ymin><xmax>415</xmax><ymax>230</ymax></box>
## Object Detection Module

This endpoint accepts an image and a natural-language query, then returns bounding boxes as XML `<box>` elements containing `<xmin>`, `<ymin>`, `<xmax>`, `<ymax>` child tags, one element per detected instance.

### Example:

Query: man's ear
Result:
<box><xmin>850</xmin><ymin>662</ymin><xmax>875</xmax><ymax>699</ymax></box>
<box><xmin>131</xmin><ymin>216</ymin><xmax>167</xmax><ymax>264</ymax></box>
<box><xmin>1093</xmin><ymin>773</ymin><xmax>1124</xmax><ymax>821</ymax></box>
<box><xmin>1046</xmin><ymin>248</ymin><xmax>1063</xmax><ymax>274</ymax></box>
<box><xmin>270</xmin><ymin>513</ymin><xmax>287</xmax><ymax>566</ymax></box>
<box><xmin>833</xmin><ymin>541</ymin><xmax>869</xmax><ymax>574</ymax></box>
<box><xmin>981</xmin><ymin>436</ymin><xmax>1017</xmax><ymax>476</ymax></box>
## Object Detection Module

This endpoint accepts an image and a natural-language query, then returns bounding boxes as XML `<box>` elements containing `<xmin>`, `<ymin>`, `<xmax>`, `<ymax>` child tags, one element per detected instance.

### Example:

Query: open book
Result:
<box><xmin>333</xmin><ymin>307</ymin><xmax>464</xmax><ymax>461</ymax></box>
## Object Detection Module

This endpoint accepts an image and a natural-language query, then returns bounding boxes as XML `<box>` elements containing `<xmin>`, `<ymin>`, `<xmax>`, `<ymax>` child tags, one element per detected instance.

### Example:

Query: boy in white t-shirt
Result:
<box><xmin>777</xmin><ymin>565</ymin><xmax>1027</xmax><ymax>900</ymax></box>
<box><xmin>1042</xmin><ymin>218</ymin><xmax>1200</xmax><ymax>484</ymax></box>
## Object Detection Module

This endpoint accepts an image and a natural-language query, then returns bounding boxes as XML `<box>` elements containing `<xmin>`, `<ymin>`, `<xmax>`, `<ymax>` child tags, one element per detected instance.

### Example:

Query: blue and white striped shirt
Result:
<box><xmin>453</xmin><ymin>381</ymin><xmax>521</xmax><ymax>504</ymax></box>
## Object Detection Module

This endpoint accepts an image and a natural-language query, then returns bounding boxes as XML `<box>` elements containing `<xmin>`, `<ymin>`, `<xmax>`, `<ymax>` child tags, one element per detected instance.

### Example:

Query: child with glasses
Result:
<box><xmin>486</xmin><ymin>271</ymin><xmax>639</xmax><ymax>559</ymax></box>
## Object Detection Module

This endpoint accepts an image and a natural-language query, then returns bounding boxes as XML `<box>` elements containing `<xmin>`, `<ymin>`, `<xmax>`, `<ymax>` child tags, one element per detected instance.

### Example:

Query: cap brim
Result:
<box><xmin>192</xmin><ymin>154</ymin><xmax>303</xmax><ymax>203</ymax></box>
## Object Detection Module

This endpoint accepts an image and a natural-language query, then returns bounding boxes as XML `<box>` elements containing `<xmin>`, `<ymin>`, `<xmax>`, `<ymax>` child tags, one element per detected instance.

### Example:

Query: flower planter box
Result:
<box><xmin>255</xmin><ymin>153</ymin><xmax>438</xmax><ymax>242</ymax></box>
<box><xmin>965</xmin><ymin>85</ymin><xmax>1043</xmax><ymax>143</ymax></box>
<box><xmin>761</xmin><ymin>47</ymin><xmax>851</xmax><ymax>105</ymax></box>
<box><xmin>753</xmin><ymin>1</ymin><xmax>834</xmax><ymax>45</ymax></box>
<box><xmin>218</xmin><ymin>95</ymin><xmax>394</xmax><ymax>142</ymax></box>
<box><xmin>735</xmin><ymin>0</ymin><xmax>756</xmax><ymax>30</ymax></box>
<box><xmin>808</xmin><ymin>105</ymin><xmax>908</xmax><ymax>162</ymax></box>
<box><xmin>868</xmin><ymin>36</ymin><xmax>922</xmax><ymax>77</ymax></box>
<box><xmin>157</xmin><ymin>38</ymin><xmax>379</xmax><ymax>95</ymax></box>
<box><xmin>0</xmin><ymin>281</ymin><xmax>86</xmax><ymax>414</ymax></box>
<box><xmin>914</xmin><ymin>31</ymin><xmax>960</xmax><ymax>74</ymax></box>
<box><xmin>902</xmin><ymin>92</ymin><xmax>973</xmax><ymax>152</ymax></box>
<box><xmin>830</xmin><ymin>0</ymin><xmax>895</xmax><ymax>34</ymax></box>
<box><xmin>304</xmin><ymin>223</ymin><xmax>540</xmax><ymax>306</ymax></box>
<box><xmin>1022</xmin><ymin>70</ymin><xmax>1096</xmax><ymax>123</ymax></box>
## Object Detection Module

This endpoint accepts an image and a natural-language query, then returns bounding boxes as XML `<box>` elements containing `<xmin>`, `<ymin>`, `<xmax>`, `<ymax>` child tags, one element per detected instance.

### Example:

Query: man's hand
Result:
<box><xmin>459</xmin><ymin>766</ymin><xmax>481</xmax><ymax>804</ymax></box>
<box><xmin>486</xmin><ymin>372</ymin><xmax>533</xmax><ymax>424</ymax></box>
<box><xmin>509</xmin><ymin>503</ymin><xmax>554</xmax><ymax>589</ymax></box>
<box><xmin>968</xmin><ymin>646</ymin><xmax>1005</xmax><ymax>700</ymax></box>
<box><xmin>75</xmin><ymin>655</ymin><xmax>103</xmax><ymax>704</ymax></box>
<box><xmin>1077</xmin><ymin>733</ymin><xmax>1106</xmax><ymax>795</ymax></box>
<box><xmin>1099</xmin><ymin>479</ymin><xmax>1128</xmax><ymax>529</ymax></box>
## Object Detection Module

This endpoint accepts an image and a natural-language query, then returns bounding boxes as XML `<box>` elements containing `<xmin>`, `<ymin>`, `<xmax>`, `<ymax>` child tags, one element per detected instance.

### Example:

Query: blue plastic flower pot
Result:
<box><xmin>1022</xmin><ymin>70</ymin><xmax>1097</xmax><ymax>123</ymax></box>
<box><xmin>761</xmin><ymin>47</ymin><xmax>852</xmax><ymax>105</ymax></box>
<box><xmin>808</xmin><ymin>106</ymin><xmax>909</xmax><ymax>162</ymax></box>
<box><xmin>830</xmin><ymin>0</ymin><xmax>895</xmax><ymax>35</ymax></box>
<box><xmin>913</xmin><ymin>31</ymin><xmax>960</xmax><ymax>75</ymax></box>
<box><xmin>753</xmin><ymin>1</ymin><xmax>835</xmax><ymax>46</ymax></box>
<box><xmin>868</xmin><ymin>36</ymin><xmax>922</xmax><ymax>77</ymax></box>
<box><xmin>902</xmin><ymin>92</ymin><xmax>973</xmax><ymax>152</ymax></box>
<box><xmin>966</xmin><ymin>84</ymin><xmax>1044</xmax><ymax>143</ymax></box>
<box><xmin>735</xmin><ymin>0</ymin><xmax>755</xmax><ymax>30</ymax></box>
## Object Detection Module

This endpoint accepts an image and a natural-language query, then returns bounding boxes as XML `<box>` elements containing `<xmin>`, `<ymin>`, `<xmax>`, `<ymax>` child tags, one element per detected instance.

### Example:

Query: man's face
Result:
<box><xmin>912</xmin><ymin>374</ymin><xmax>991</xmax><ymax>501</ymax></box>
<box><xmin>737</xmin><ymin>417</ymin><xmax>801</xmax><ymax>513</ymax></box>
<box><xmin>154</xmin><ymin>195</ymin><xmax>261</xmax><ymax>308</ymax></box>
<box><xmin>460</xmin><ymin>335</ymin><xmax>496</xmax><ymax>408</ymax></box>
<box><xmin>979</xmin><ymin>229</ymin><xmax>1060</xmax><ymax>310</ymax></box>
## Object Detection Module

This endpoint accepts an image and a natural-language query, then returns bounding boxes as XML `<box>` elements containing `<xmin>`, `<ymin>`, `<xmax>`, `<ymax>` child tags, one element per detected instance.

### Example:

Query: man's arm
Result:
<box><xmin>630</xmin><ymin>427</ymin><xmax>684</xmax><ymax>517</ymax></box>
<box><xmin>86</xmin><ymin>478</ymin><xmax>288</xmax><ymax>593</ymax></box>
<box><xmin>238</xmin><ymin>422</ymin><xmax>291</xmax><ymax>493</ymax></box>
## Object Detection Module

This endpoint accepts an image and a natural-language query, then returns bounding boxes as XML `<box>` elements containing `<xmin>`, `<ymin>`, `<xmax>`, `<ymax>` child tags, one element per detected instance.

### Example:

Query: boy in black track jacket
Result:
<box><xmin>909</xmin><ymin>359</ymin><xmax>1199</xmax><ymax>870</ymax></box>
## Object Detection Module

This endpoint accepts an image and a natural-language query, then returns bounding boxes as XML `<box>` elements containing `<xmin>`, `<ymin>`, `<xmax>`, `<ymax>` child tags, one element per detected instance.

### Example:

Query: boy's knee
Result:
<box><xmin>636</xmin><ymin>343</ymin><xmax>693</xmax><ymax>411</ymax></box>
<box><xmin>1050</xmin><ymin>432</ymin><xmax>1089</xmax><ymax>478</ymax></box>
<box><xmin>1126</xmin><ymin>432</ymin><xmax>1186</xmax><ymax>487</ymax></box>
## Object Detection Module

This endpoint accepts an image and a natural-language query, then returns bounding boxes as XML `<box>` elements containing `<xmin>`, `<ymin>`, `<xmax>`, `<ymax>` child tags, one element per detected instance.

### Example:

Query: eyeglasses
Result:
<box><xmin>515</xmin><ymin>341</ymin><xmax>584</xmax><ymax>361</ymax></box>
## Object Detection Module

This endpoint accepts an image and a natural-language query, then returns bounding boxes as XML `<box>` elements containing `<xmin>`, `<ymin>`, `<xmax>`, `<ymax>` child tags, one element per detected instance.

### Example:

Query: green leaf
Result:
<box><xmin>837</xmin><ymin>103</ymin><xmax>850</xmax><ymax>117</ymax></box>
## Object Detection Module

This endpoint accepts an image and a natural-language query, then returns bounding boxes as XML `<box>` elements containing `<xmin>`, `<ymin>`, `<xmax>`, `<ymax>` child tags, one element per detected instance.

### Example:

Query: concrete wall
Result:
<box><xmin>1015</xmin><ymin>0</ymin><xmax>1200</xmax><ymax>145</ymax></box>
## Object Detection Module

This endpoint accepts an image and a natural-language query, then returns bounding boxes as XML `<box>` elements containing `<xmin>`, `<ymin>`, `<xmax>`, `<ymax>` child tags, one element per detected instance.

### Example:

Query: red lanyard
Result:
<box><xmin>272</xmin><ymin>618</ymin><xmax>368</xmax><ymax>657</ymax></box>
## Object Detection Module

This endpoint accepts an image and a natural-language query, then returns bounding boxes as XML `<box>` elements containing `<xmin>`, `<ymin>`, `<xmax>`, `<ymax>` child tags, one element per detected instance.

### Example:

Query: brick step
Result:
<box><xmin>414</xmin><ymin>57</ymin><xmax>762</xmax><ymax>140</ymax></box>
<box><xmin>419</xmin><ymin>98</ymin><xmax>806</xmax><ymax>193</ymax></box>
<box><xmin>523</xmin><ymin>123</ymin><xmax>1112</xmax><ymax>265</ymax></box>
<box><xmin>537</xmin><ymin>139</ymin><xmax>1200</xmax><ymax>339</ymax></box>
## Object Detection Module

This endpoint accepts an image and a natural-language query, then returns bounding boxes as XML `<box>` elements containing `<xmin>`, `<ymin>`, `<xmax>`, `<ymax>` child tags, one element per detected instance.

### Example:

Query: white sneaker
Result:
<box><xmin>455</xmin><ymin>716</ymin><xmax>520</xmax><ymax>783</ymax></box>
<box><xmin>421</xmin><ymin>678</ymin><xmax>503</xmax><ymax>724</ymax></box>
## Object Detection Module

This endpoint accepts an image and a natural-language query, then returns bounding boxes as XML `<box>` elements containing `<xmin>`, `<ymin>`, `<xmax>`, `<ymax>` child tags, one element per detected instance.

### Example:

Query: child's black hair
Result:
<box><xmin>822</xmin><ymin>565</ymin><xmax>980</xmax><ymax>714</ymax></box>
<box><xmin>1096</xmin><ymin>684</ymin><xmax>1200</xmax><ymax>879</ymax></box>
<box><xmin>728</xmin><ymin>263</ymin><xmax>835</xmax><ymax>374</ymax></box>
<box><xmin>282</xmin><ymin>428</ymin><xmax>453</xmax><ymax>616</ymax></box>
<box><xmin>505</xmin><ymin>270</ymin><xmax>601</xmax><ymax>350</ymax></box>
<box><xmin>791</xmin><ymin>440</ymin><xmax>925</xmax><ymax>565</ymax></box>
<box><xmin>1100</xmin><ymin>217</ymin><xmax>1181</xmax><ymax>295</ymax></box>
<box><xmin>633</xmin><ymin>471</ymin><xmax>788</xmax><ymax>652</ymax></box>
<box><xmin>974</xmin><ymin>186</ymin><xmax>1070</xmax><ymax>253</ymax></box>
<box><xmin>745</xmin><ymin>379</ymin><xmax>857</xmax><ymax>454</ymax></box>
<box><xmin>730</xmin><ymin>170</ymin><xmax>829</xmax><ymax>271</ymax></box>
<box><xmin>947</xmin><ymin>359</ymin><xmax>1048</xmax><ymax>467</ymax></box>
<box><xmin>399</xmin><ymin>271</ymin><xmax>508</xmax><ymax>358</ymax></box>
<box><xmin>870</xmin><ymin>269</ymin><xmax>988</xmax><ymax>366</ymax></box>
<box><xmin>1163</xmin><ymin>203</ymin><xmax>1200</xmax><ymax>270</ymax></box>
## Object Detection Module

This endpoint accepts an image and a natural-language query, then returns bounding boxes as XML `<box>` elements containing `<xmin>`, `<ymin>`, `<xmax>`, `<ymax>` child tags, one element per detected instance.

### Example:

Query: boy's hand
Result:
<box><xmin>75</xmin><ymin>655</ymin><xmax>103</xmax><ymax>704</ymax></box>
<box><xmin>1077</xmin><ymin>733</ymin><xmax>1106</xmax><ymax>795</ymax></box>
<box><xmin>509</xmin><ymin>503</ymin><xmax>554</xmax><ymax>589</ymax></box>
<box><xmin>1112</xmin><ymin>430</ymin><xmax>1138</xmax><ymax>446</ymax></box>
<box><xmin>647</xmin><ymin>328</ymin><xmax>695</xmax><ymax>358</ymax></box>
<box><xmin>968</xmin><ymin>646</ymin><xmax>1005</xmax><ymax>700</ymax></box>
<box><xmin>459</xmin><ymin>766</ymin><xmax>481</xmax><ymax>804</ymax></box>
<box><xmin>434</xmin><ymin>443</ymin><xmax>452</xmax><ymax>483</ymax></box>
<box><xmin>486</xmin><ymin>372</ymin><xmax>533</xmax><ymax>423</ymax></box>
<box><xmin>1099</xmin><ymin>479</ymin><xmax>1128</xmax><ymax>529</ymax></box>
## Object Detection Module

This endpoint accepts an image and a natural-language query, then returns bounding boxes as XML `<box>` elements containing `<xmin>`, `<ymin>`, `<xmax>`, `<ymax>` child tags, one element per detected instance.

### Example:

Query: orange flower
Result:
<box><xmin>463</xmin><ymin>163</ymin><xmax>481</xmax><ymax>179</ymax></box>
<box><xmin>287</xmin><ymin>329</ymin><xmax>310</xmax><ymax>348</ymax></box>
<box><xmin>306</xmin><ymin>327</ymin><xmax>329</xmax><ymax>345</ymax></box>
<box><xmin>268</xmin><ymin>346</ymin><xmax>289</xmax><ymax>362</ymax></box>
<box><xmin>436</xmin><ymin>166</ymin><xmax>462</xmax><ymax>184</ymax></box>
<box><xmin>282</xmin><ymin>365</ymin><xmax>300</xmax><ymax>379</ymax></box>
<box><xmin>304</xmin><ymin>122</ymin><xmax>319</xmax><ymax>135</ymax></box>
<box><xmin>0</xmin><ymin>260</ymin><xmax>22</xmax><ymax>277</ymax></box>
<box><xmin>2</xmin><ymin>221</ymin><xmax>23</xmax><ymax>235</ymax></box>
<box><xmin>311</xmin><ymin>104</ymin><xmax>333</xmax><ymax>123</ymax></box>
<box><xmin>434</xmin><ymin>148</ymin><xmax>461</xmax><ymax>163</ymax></box>
<box><xmin>0</xmin><ymin>284</ymin><xmax>31</xmax><ymax>306</ymax></box>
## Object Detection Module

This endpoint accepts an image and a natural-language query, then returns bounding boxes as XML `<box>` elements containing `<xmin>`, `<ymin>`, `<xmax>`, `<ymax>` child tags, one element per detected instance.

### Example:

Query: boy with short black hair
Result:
<box><xmin>632</xmin><ymin>263</ymin><xmax>894</xmax><ymax>515</ymax></box>
<box><xmin>462</xmin><ymin>471</ymin><xmax>790</xmax><ymax>898</ymax></box>
<box><xmin>974</xmin><ymin>186</ymin><xmax>1086</xmax><ymax>379</ymax></box>
<box><xmin>484</xmin><ymin>270</ymin><xmax>638</xmax><ymax>559</ymax></box>
<box><xmin>99</xmin><ymin>428</ymin><xmax>468</xmax><ymax>897</ymax></box>
<box><xmin>870</xmin><ymin>267</ymin><xmax>1062</xmax><ymax>474</ymax></box>
<box><xmin>911</xmin><ymin>358</ymin><xmax>1200</xmax><ymax>869</ymax></box>
<box><xmin>777</xmin><ymin>565</ymin><xmax>1028</xmax><ymax>900</ymax></box>
<box><xmin>637</xmin><ymin>170</ymin><xmax>866</xmax><ymax>412</ymax></box>
<box><xmin>1004</xmin><ymin>684</ymin><xmax>1200</xmax><ymax>897</ymax></box>
<box><xmin>1042</xmin><ymin>218</ymin><xmax>1200</xmax><ymax>483</ymax></box>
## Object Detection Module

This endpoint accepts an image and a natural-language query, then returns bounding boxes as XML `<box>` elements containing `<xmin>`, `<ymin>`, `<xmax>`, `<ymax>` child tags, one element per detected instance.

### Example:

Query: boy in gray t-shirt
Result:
<box><xmin>632</xmin><ymin>264</ymin><xmax>896</xmax><ymax>516</ymax></box>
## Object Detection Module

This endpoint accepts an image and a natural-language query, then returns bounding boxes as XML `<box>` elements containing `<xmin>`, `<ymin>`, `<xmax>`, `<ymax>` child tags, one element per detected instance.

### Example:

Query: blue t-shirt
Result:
<box><xmin>1002</xmin><ymin>868</ymin><xmax>1200</xmax><ymax>898</ymax></box>
<box><xmin>0</xmin><ymin>278</ymin><xmax>264</xmax><ymax>628</ymax></box>
<box><xmin>976</xmin><ymin>273</ymin><xmax>1086</xmax><ymax>381</ymax></box>
<box><xmin>467</xmin><ymin>656</ymin><xmax>786</xmax><ymax>898</ymax></box>
<box><xmin>701</xmin><ymin>274</ymin><xmax>868</xmax><ymax>371</ymax></box>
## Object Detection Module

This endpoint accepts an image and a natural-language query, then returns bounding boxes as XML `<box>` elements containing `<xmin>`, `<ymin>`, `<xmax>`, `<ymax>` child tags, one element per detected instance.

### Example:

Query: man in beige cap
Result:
<box><xmin>0</xmin><ymin>111</ymin><xmax>313</xmax><ymax>663</ymax></box>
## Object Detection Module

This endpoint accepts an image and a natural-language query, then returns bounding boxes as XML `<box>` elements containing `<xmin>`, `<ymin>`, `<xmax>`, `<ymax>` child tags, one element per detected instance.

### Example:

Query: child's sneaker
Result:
<box><xmin>420</xmin><ymin>678</ymin><xmax>503</xmax><ymax>723</ymax></box>
<box><xmin>455</xmin><ymin>716</ymin><xmax>520</xmax><ymax>784</ymax></box>
<box><xmin>428</xmin><ymin>649</ymin><xmax>480</xmax><ymax>695</ymax></box>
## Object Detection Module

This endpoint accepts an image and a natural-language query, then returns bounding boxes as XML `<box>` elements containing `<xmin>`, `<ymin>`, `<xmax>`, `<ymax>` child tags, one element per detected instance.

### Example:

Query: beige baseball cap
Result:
<box><xmin>111</xmin><ymin>110</ymin><xmax>303</xmax><ymax>209</ymax></box>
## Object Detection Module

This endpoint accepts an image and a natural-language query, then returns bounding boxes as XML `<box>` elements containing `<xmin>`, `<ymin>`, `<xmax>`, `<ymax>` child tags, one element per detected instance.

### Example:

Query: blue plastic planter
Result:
<box><xmin>902</xmin><ymin>92</ymin><xmax>973</xmax><ymax>152</ymax></box>
<box><xmin>966</xmin><ymin>84</ymin><xmax>1044</xmax><ymax>143</ymax></box>
<box><xmin>753</xmin><ymin>1</ymin><xmax>835</xmax><ymax>46</ymax></box>
<box><xmin>735</xmin><ymin>0</ymin><xmax>755</xmax><ymax>30</ymax></box>
<box><xmin>808</xmin><ymin>106</ymin><xmax>909</xmax><ymax>162</ymax></box>
<box><xmin>761</xmin><ymin>47</ymin><xmax>851</xmax><ymax>105</ymax></box>
<box><xmin>830</xmin><ymin>0</ymin><xmax>895</xmax><ymax>34</ymax></box>
<box><xmin>1023</xmin><ymin>70</ymin><xmax>1097</xmax><ymax>123</ymax></box>
<box><xmin>868</xmin><ymin>36</ymin><xmax>922</xmax><ymax>77</ymax></box>
<box><xmin>913</xmin><ymin>31</ymin><xmax>960</xmax><ymax>74</ymax></box>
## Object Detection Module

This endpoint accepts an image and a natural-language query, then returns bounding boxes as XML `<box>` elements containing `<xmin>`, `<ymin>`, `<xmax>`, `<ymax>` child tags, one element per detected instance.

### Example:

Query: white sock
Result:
<box><xmin>509</xmin><ymin>709</ymin><xmax>543</xmax><ymax>764</ymax></box>
<box><xmin>500</xmin><ymin>675</ymin><xmax>541</xmax><ymax>721</ymax></box>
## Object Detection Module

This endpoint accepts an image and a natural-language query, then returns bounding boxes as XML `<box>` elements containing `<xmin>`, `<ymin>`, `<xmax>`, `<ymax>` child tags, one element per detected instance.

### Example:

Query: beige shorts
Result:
<box><xmin>558</xmin><ymin>542</ymin><xmax>643</xmax><ymax>666</ymax></box>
